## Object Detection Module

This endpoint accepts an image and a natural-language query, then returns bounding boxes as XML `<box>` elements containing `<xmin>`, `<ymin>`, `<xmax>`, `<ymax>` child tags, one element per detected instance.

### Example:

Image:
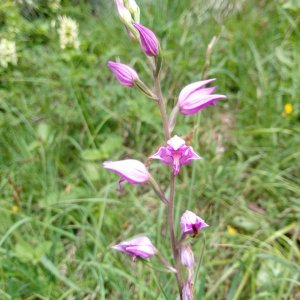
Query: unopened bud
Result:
<box><xmin>180</xmin><ymin>244</ymin><xmax>194</xmax><ymax>269</ymax></box>
<box><xmin>115</xmin><ymin>0</ymin><xmax>132</xmax><ymax>24</ymax></box>
<box><xmin>127</xmin><ymin>0</ymin><xmax>139</xmax><ymax>14</ymax></box>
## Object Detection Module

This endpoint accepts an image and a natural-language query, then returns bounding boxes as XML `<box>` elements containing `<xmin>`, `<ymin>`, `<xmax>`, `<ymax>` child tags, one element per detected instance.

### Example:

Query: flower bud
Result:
<box><xmin>180</xmin><ymin>245</ymin><xmax>194</xmax><ymax>269</ymax></box>
<box><xmin>127</xmin><ymin>0</ymin><xmax>139</xmax><ymax>14</ymax></box>
<box><xmin>115</xmin><ymin>0</ymin><xmax>132</xmax><ymax>24</ymax></box>
<box><xmin>107</xmin><ymin>61</ymin><xmax>139</xmax><ymax>87</ymax></box>
<box><xmin>112</xmin><ymin>236</ymin><xmax>156</xmax><ymax>260</ymax></box>
<box><xmin>103</xmin><ymin>159</ymin><xmax>150</xmax><ymax>191</ymax></box>
<box><xmin>133</xmin><ymin>22</ymin><xmax>159</xmax><ymax>56</ymax></box>
<box><xmin>182</xmin><ymin>279</ymin><xmax>193</xmax><ymax>300</ymax></box>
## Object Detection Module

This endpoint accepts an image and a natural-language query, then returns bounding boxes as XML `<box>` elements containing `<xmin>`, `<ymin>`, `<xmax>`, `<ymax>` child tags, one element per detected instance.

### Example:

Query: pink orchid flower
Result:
<box><xmin>103</xmin><ymin>159</ymin><xmax>150</xmax><ymax>191</ymax></box>
<box><xmin>180</xmin><ymin>210</ymin><xmax>208</xmax><ymax>236</ymax></box>
<box><xmin>150</xmin><ymin>135</ymin><xmax>201</xmax><ymax>175</ymax></box>
<box><xmin>112</xmin><ymin>236</ymin><xmax>156</xmax><ymax>260</ymax></box>
<box><xmin>178</xmin><ymin>78</ymin><xmax>226</xmax><ymax>115</ymax></box>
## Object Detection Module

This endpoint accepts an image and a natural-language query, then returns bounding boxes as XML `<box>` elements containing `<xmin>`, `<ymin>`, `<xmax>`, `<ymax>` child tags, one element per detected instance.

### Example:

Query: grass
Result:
<box><xmin>0</xmin><ymin>0</ymin><xmax>300</xmax><ymax>299</ymax></box>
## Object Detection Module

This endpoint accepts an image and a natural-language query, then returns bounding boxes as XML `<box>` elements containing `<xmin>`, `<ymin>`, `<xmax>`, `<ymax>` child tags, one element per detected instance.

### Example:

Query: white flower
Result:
<box><xmin>57</xmin><ymin>16</ymin><xmax>80</xmax><ymax>50</ymax></box>
<box><xmin>49</xmin><ymin>0</ymin><xmax>61</xmax><ymax>12</ymax></box>
<box><xmin>50</xmin><ymin>20</ymin><xmax>56</xmax><ymax>29</ymax></box>
<box><xmin>0</xmin><ymin>39</ymin><xmax>18</xmax><ymax>69</ymax></box>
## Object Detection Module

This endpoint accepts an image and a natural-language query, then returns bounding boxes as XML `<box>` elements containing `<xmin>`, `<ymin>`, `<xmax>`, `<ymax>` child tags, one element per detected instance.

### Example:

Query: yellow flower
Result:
<box><xmin>227</xmin><ymin>225</ymin><xmax>237</xmax><ymax>236</ymax></box>
<box><xmin>11</xmin><ymin>205</ymin><xmax>20</xmax><ymax>213</ymax></box>
<box><xmin>284</xmin><ymin>103</ymin><xmax>293</xmax><ymax>115</ymax></box>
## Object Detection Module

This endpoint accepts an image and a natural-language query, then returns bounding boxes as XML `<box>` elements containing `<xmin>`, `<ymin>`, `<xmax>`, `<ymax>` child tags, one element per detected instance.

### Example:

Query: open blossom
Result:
<box><xmin>180</xmin><ymin>244</ymin><xmax>194</xmax><ymax>269</ymax></box>
<box><xmin>150</xmin><ymin>135</ymin><xmax>201</xmax><ymax>175</ymax></box>
<box><xmin>112</xmin><ymin>236</ymin><xmax>156</xmax><ymax>260</ymax></box>
<box><xmin>58</xmin><ymin>16</ymin><xmax>80</xmax><ymax>49</ymax></box>
<box><xmin>180</xmin><ymin>210</ymin><xmax>208</xmax><ymax>236</ymax></box>
<box><xmin>178</xmin><ymin>79</ymin><xmax>226</xmax><ymax>115</ymax></box>
<box><xmin>133</xmin><ymin>22</ymin><xmax>159</xmax><ymax>56</ymax></box>
<box><xmin>0</xmin><ymin>39</ymin><xmax>17</xmax><ymax>68</ymax></box>
<box><xmin>107</xmin><ymin>61</ymin><xmax>139</xmax><ymax>87</ymax></box>
<box><xmin>103</xmin><ymin>159</ymin><xmax>150</xmax><ymax>191</ymax></box>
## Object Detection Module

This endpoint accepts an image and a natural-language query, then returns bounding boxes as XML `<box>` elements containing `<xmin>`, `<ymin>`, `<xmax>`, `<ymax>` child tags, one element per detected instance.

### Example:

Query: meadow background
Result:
<box><xmin>0</xmin><ymin>0</ymin><xmax>300</xmax><ymax>299</ymax></box>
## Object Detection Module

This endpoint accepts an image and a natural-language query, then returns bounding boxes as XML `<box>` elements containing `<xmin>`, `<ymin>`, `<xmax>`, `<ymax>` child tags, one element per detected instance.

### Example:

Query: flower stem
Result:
<box><xmin>153</xmin><ymin>71</ymin><xmax>170</xmax><ymax>141</ymax></box>
<box><xmin>152</xmin><ymin>58</ymin><xmax>183</xmax><ymax>298</ymax></box>
<box><xmin>169</xmin><ymin>173</ymin><xmax>184</xmax><ymax>297</ymax></box>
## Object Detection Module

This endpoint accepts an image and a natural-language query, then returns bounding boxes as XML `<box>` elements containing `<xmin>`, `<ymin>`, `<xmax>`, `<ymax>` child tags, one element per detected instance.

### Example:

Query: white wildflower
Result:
<box><xmin>50</xmin><ymin>20</ymin><xmax>56</xmax><ymax>28</ymax></box>
<box><xmin>57</xmin><ymin>16</ymin><xmax>80</xmax><ymax>50</ymax></box>
<box><xmin>49</xmin><ymin>0</ymin><xmax>61</xmax><ymax>12</ymax></box>
<box><xmin>0</xmin><ymin>39</ymin><xmax>18</xmax><ymax>68</ymax></box>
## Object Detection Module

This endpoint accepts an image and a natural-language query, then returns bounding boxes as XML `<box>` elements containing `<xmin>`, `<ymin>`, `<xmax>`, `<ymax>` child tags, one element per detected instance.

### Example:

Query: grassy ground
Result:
<box><xmin>0</xmin><ymin>0</ymin><xmax>300</xmax><ymax>299</ymax></box>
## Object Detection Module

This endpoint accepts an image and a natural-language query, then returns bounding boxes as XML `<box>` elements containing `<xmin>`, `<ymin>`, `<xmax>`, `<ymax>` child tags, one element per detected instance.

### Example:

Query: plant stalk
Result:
<box><xmin>168</xmin><ymin>173</ymin><xmax>184</xmax><ymax>297</ymax></box>
<box><xmin>153</xmin><ymin>72</ymin><xmax>170</xmax><ymax>141</ymax></box>
<box><xmin>152</xmin><ymin>60</ymin><xmax>183</xmax><ymax>298</ymax></box>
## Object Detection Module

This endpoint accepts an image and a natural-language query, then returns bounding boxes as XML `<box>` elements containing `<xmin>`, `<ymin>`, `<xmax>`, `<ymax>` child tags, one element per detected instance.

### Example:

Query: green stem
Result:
<box><xmin>168</xmin><ymin>174</ymin><xmax>184</xmax><ymax>297</ymax></box>
<box><xmin>153</xmin><ymin>71</ymin><xmax>170</xmax><ymax>141</ymax></box>
<box><xmin>152</xmin><ymin>57</ymin><xmax>183</xmax><ymax>299</ymax></box>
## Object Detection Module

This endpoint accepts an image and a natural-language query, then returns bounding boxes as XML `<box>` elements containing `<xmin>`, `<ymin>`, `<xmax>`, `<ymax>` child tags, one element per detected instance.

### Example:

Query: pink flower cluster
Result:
<box><xmin>111</xmin><ymin>211</ymin><xmax>208</xmax><ymax>263</ymax></box>
<box><xmin>103</xmin><ymin>2</ymin><xmax>227</xmax><ymax>299</ymax></box>
<box><xmin>103</xmin><ymin>135</ymin><xmax>201</xmax><ymax>190</ymax></box>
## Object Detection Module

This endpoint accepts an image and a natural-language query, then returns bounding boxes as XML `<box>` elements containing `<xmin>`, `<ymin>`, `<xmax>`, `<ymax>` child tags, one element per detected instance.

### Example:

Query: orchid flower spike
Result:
<box><xmin>133</xmin><ymin>22</ymin><xmax>159</xmax><ymax>56</ymax></box>
<box><xmin>112</xmin><ymin>236</ymin><xmax>156</xmax><ymax>261</ymax></box>
<box><xmin>107</xmin><ymin>61</ymin><xmax>139</xmax><ymax>87</ymax></box>
<box><xmin>150</xmin><ymin>135</ymin><xmax>201</xmax><ymax>175</ymax></box>
<box><xmin>180</xmin><ymin>244</ymin><xmax>195</xmax><ymax>269</ymax></box>
<box><xmin>103</xmin><ymin>159</ymin><xmax>150</xmax><ymax>191</ymax></box>
<box><xmin>178</xmin><ymin>78</ymin><xmax>226</xmax><ymax>115</ymax></box>
<box><xmin>180</xmin><ymin>210</ymin><xmax>208</xmax><ymax>236</ymax></box>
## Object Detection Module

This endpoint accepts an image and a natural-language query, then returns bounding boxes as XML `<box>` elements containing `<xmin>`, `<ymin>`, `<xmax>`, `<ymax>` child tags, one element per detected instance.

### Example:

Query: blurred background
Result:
<box><xmin>0</xmin><ymin>0</ymin><xmax>299</xmax><ymax>299</ymax></box>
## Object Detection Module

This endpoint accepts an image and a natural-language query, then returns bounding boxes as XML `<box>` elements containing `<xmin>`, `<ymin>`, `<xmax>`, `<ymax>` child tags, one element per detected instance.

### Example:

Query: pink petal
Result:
<box><xmin>180</xmin><ymin>94</ymin><xmax>226</xmax><ymax>115</ymax></box>
<box><xmin>150</xmin><ymin>147</ymin><xmax>173</xmax><ymax>165</ymax></box>
<box><xmin>180</xmin><ymin>147</ymin><xmax>202</xmax><ymax>165</ymax></box>
<box><xmin>103</xmin><ymin>159</ymin><xmax>150</xmax><ymax>184</ymax></box>
<box><xmin>178</xmin><ymin>78</ymin><xmax>216</xmax><ymax>103</ymax></box>
<box><xmin>167</xmin><ymin>135</ymin><xmax>186</xmax><ymax>151</ymax></box>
